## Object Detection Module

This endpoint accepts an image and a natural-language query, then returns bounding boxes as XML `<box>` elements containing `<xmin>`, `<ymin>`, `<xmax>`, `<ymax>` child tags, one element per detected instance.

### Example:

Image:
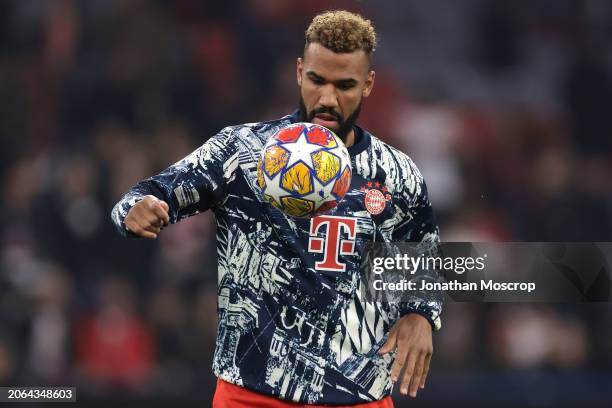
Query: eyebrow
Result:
<box><xmin>306</xmin><ymin>70</ymin><xmax>358</xmax><ymax>88</ymax></box>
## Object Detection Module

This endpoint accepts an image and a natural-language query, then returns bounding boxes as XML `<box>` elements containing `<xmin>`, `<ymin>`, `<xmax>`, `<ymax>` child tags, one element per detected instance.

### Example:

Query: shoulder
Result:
<box><xmin>218</xmin><ymin>114</ymin><xmax>295</xmax><ymax>145</ymax></box>
<box><xmin>192</xmin><ymin>114</ymin><xmax>293</xmax><ymax>162</ymax></box>
<box><xmin>366</xmin><ymin>134</ymin><xmax>425</xmax><ymax>201</ymax></box>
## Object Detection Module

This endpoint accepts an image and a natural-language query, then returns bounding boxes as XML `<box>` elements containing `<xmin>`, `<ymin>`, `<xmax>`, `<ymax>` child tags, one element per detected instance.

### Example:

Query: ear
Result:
<box><xmin>362</xmin><ymin>70</ymin><xmax>375</xmax><ymax>98</ymax></box>
<box><xmin>296</xmin><ymin>57</ymin><xmax>303</xmax><ymax>87</ymax></box>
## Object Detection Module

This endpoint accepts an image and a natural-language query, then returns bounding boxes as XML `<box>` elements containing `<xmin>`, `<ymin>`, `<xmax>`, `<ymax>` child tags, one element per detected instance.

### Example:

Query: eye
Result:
<box><xmin>335</xmin><ymin>81</ymin><xmax>357</xmax><ymax>91</ymax></box>
<box><xmin>310</xmin><ymin>76</ymin><xmax>325</xmax><ymax>85</ymax></box>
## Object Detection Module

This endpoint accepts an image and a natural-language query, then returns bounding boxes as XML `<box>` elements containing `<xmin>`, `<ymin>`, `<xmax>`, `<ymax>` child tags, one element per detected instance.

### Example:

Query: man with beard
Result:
<box><xmin>112</xmin><ymin>10</ymin><xmax>442</xmax><ymax>407</ymax></box>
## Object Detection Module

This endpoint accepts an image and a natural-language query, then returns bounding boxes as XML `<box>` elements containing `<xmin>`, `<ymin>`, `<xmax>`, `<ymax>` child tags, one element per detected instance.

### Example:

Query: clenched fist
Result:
<box><xmin>124</xmin><ymin>195</ymin><xmax>170</xmax><ymax>239</ymax></box>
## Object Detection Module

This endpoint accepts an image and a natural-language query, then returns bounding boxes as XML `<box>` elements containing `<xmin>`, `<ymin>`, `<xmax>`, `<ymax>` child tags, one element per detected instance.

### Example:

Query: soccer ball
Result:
<box><xmin>257</xmin><ymin>123</ymin><xmax>352</xmax><ymax>218</ymax></box>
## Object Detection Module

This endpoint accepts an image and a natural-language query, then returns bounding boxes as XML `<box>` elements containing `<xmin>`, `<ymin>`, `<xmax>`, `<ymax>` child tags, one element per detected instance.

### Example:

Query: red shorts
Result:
<box><xmin>213</xmin><ymin>379</ymin><xmax>394</xmax><ymax>408</ymax></box>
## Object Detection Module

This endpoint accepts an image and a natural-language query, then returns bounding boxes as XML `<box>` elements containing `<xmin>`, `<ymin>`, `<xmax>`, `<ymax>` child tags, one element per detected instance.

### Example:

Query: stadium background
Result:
<box><xmin>1</xmin><ymin>0</ymin><xmax>611</xmax><ymax>406</ymax></box>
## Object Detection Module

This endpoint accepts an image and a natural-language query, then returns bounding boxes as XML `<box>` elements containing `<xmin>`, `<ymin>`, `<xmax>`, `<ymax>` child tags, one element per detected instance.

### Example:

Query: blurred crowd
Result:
<box><xmin>0</xmin><ymin>0</ymin><xmax>611</xmax><ymax>406</ymax></box>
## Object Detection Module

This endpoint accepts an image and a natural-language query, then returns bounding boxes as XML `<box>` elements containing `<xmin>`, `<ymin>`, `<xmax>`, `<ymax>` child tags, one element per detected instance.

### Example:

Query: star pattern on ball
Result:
<box><xmin>301</xmin><ymin>169</ymin><xmax>339</xmax><ymax>211</ymax></box>
<box><xmin>329</xmin><ymin>145</ymin><xmax>351</xmax><ymax>165</ymax></box>
<box><xmin>258</xmin><ymin>123</ymin><xmax>353</xmax><ymax>217</ymax></box>
<box><xmin>282</xmin><ymin>131</ymin><xmax>324</xmax><ymax>169</ymax></box>
<box><xmin>260</xmin><ymin>166</ymin><xmax>278</xmax><ymax>196</ymax></box>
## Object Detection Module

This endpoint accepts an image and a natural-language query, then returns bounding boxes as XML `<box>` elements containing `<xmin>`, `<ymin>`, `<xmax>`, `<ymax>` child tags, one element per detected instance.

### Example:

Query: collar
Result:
<box><xmin>288</xmin><ymin>110</ymin><xmax>371</xmax><ymax>157</ymax></box>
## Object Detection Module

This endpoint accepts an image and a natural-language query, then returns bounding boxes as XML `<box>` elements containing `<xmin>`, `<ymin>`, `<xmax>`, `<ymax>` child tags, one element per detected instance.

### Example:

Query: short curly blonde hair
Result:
<box><xmin>305</xmin><ymin>10</ymin><xmax>377</xmax><ymax>54</ymax></box>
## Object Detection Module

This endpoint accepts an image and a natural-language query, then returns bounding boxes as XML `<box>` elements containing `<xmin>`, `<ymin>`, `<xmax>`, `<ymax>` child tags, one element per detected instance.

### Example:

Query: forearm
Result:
<box><xmin>395</xmin><ymin>176</ymin><xmax>444</xmax><ymax>330</ymax></box>
<box><xmin>111</xmin><ymin>129</ymin><xmax>236</xmax><ymax>238</ymax></box>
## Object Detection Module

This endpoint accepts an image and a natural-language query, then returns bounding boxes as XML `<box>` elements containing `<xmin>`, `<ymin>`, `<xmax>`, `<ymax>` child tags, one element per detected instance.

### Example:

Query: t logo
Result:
<box><xmin>308</xmin><ymin>215</ymin><xmax>357</xmax><ymax>272</ymax></box>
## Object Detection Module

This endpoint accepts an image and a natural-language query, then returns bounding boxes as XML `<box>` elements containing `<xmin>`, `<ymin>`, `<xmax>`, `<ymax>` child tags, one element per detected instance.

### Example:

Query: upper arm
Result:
<box><xmin>145</xmin><ymin>128</ymin><xmax>238</xmax><ymax>222</ymax></box>
<box><xmin>391</xmin><ymin>159</ymin><xmax>439</xmax><ymax>245</ymax></box>
<box><xmin>111</xmin><ymin>127</ymin><xmax>238</xmax><ymax>234</ymax></box>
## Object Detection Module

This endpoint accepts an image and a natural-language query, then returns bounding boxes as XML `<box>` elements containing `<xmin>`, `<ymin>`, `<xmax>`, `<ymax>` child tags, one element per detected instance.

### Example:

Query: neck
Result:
<box><xmin>343</xmin><ymin>129</ymin><xmax>355</xmax><ymax>148</ymax></box>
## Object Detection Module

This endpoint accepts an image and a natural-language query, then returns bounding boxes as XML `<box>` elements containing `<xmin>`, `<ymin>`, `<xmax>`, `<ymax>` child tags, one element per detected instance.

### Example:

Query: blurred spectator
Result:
<box><xmin>0</xmin><ymin>337</ymin><xmax>16</xmax><ymax>384</ymax></box>
<box><xmin>74</xmin><ymin>276</ymin><xmax>155</xmax><ymax>391</ymax></box>
<box><xmin>393</xmin><ymin>100</ymin><xmax>464</xmax><ymax>215</ymax></box>
<box><xmin>563</xmin><ymin>36</ymin><xmax>612</xmax><ymax>156</ymax></box>
<box><xmin>26</xmin><ymin>264</ymin><xmax>72</xmax><ymax>383</ymax></box>
<box><xmin>488</xmin><ymin>305</ymin><xmax>588</xmax><ymax>369</ymax></box>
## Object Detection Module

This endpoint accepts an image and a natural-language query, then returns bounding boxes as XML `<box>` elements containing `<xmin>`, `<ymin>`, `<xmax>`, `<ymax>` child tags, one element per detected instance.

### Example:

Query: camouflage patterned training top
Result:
<box><xmin>111</xmin><ymin>111</ymin><xmax>443</xmax><ymax>405</ymax></box>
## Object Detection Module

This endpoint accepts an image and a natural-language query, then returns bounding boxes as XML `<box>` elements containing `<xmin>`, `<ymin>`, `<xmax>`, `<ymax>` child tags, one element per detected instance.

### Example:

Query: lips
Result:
<box><xmin>315</xmin><ymin>113</ymin><xmax>337</xmax><ymax>121</ymax></box>
<box><xmin>313</xmin><ymin>113</ymin><xmax>339</xmax><ymax>129</ymax></box>
<box><xmin>313</xmin><ymin>117</ymin><xmax>338</xmax><ymax>129</ymax></box>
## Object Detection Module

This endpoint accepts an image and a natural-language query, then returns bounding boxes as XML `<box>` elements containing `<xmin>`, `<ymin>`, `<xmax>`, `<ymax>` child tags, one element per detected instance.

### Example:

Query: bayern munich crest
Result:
<box><xmin>360</xmin><ymin>182</ymin><xmax>392</xmax><ymax>215</ymax></box>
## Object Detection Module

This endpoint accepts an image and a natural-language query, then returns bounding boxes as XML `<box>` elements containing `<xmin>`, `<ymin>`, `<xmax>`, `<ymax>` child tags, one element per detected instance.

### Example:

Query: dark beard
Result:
<box><xmin>298</xmin><ymin>97</ymin><xmax>362</xmax><ymax>143</ymax></box>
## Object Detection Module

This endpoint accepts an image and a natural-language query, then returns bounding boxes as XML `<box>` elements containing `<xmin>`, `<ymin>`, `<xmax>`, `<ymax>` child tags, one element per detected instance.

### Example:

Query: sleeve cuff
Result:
<box><xmin>400</xmin><ymin>304</ymin><xmax>442</xmax><ymax>331</ymax></box>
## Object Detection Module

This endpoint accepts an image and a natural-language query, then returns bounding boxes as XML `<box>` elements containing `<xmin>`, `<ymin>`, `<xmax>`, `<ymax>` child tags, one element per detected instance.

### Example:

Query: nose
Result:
<box><xmin>318</xmin><ymin>83</ymin><xmax>339</xmax><ymax>110</ymax></box>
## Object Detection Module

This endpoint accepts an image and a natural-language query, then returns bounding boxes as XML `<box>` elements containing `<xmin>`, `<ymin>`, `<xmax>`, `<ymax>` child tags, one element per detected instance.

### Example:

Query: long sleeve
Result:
<box><xmin>392</xmin><ymin>169</ymin><xmax>443</xmax><ymax>331</ymax></box>
<box><xmin>111</xmin><ymin>127</ymin><xmax>238</xmax><ymax>237</ymax></box>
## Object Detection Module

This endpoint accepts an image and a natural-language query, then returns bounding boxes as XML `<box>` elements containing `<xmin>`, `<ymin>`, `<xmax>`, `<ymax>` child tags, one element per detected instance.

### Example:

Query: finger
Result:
<box><xmin>409</xmin><ymin>353</ymin><xmax>425</xmax><ymax>397</ymax></box>
<box><xmin>390</xmin><ymin>340</ymin><xmax>408</xmax><ymax>383</ymax></box>
<box><xmin>378</xmin><ymin>327</ymin><xmax>398</xmax><ymax>355</ymax></box>
<box><xmin>126</xmin><ymin>217</ymin><xmax>158</xmax><ymax>239</ymax></box>
<box><xmin>144</xmin><ymin>224</ymin><xmax>161</xmax><ymax>234</ymax></box>
<box><xmin>132</xmin><ymin>219</ymin><xmax>159</xmax><ymax>239</ymax></box>
<box><xmin>148</xmin><ymin>216</ymin><xmax>163</xmax><ymax>228</ymax></box>
<box><xmin>158</xmin><ymin>200</ymin><xmax>170</xmax><ymax>213</ymax></box>
<box><xmin>400</xmin><ymin>349</ymin><xmax>418</xmax><ymax>396</ymax></box>
<box><xmin>144</xmin><ymin>212</ymin><xmax>164</xmax><ymax>228</ymax></box>
<box><xmin>152</xmin><ymin>202</ymin><xmax>170</xmax><ymax>225</ymax></box>
<box><xmin>132</xmin><ymin>221</ymin><xmax>158</xmax><ymax>239</ymax></box>
<box><xmin>139</xmin><ymin>230</ymin><xmax>158</xmax><ymax>239</ymax></box>
<box><xmin>420</xmin><ymin>353</ymin><xmax>432</xmax><ymax>389</ymax></box>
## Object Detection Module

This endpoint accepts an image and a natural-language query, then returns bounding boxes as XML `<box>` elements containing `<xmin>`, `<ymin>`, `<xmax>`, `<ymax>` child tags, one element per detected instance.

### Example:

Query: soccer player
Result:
<box><xmin>112</xmin><ymin>10</ymin><xmax>442</xmax><ymax>407</ymax></box>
